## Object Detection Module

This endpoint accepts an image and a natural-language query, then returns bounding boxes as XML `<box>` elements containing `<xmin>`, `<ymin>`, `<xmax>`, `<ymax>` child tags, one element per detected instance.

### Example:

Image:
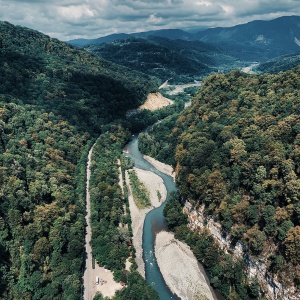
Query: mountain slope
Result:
<box><xmin>86</xmin><ymin>36</ymin><xmax>241</xmax><ymax>83</ymax></box>
<box><xmin>0</xmin><ymin>21</ymin><xmax>157</xmax><ymax>133</ymax></box>
<box><xmin>173</xmin><ymin>66</ymin><xmax>300</xmax><ymax>298</ymax></box>
<box><xmin>257</xmin><ymin>52</ymin><xmax>300</xmax><ymax>73</ymax></box>
<box><xmin>194</xmin><ymin>15</ymin><xmax>300</xmax><ymax>60</ymax></box>
<box><xmin>69</xmin><ymin>16</ymin><xmax>300</xmax><ymax>61</ymax></box>
<box><xmin>0</xmin><ymin>21</ymin><xmax>159</xmax><ymax>299</ymax></box>
<box><xmin>68</xmin><ymin>29</ymin><xmax>194</xmax><ymax>47</ymax></box>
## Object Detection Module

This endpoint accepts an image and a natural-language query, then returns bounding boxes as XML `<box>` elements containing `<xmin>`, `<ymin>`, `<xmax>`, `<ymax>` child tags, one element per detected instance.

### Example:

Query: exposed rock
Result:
<box><xmin>183</xmin><ymin>201</ymin><xmax>300</xmax><ymax>300</ymax></box>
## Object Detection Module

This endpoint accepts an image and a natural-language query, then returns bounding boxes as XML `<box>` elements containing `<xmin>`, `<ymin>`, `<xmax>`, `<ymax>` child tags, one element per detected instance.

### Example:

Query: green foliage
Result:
<box><xmin>128</xmin><ymin>170</ymin><xmax>150</xmax><ymax>209</ymax></box>
<box><xmin>257</xmin><ymin>52</ymin><xmax>300</xmax><ymax>74</ymax></box>
<box><xmin>86</xmin><ymin>36</ymin><xmax>225</xmax><ymax>84</ymax></box>
<box><xmin>172</xmin><ymin>225</ymin><xmax>252</xmax><ymax>299</ymax></box>
<box><xmin>89</xmin><ymin>126</ymin><xmax>131</xmax><ymax>274</ymax></box>
<box><xmin>157</xmin><ymin>190</ymin><xmax>162</xmax><ymax>202</ymax></box>
<box><xmin>0</xmin><ymin>21</ymin><xmax>158</xmax><ymax>299</ymax></box>
<box><xmin>114</xmin><ymin>271</ymin><xmax>159</xmax><ymax>300</ymax></box>
<box><xmin>173</xmin><ymin>66</ymin><xmax>300</xmax><ymax>290</ymax></box>
<box><xmin>127</xmin><ymin>99</ymin><xmax>184</xmax><ymax>133</ymax></box>
<box><xmin>0</xmin><ymin>103</ymin><xmax>88</xmax><ymax>299</ymax></box>
<box><xmin>138</xmin><ymin>113</ymin><xmax>179</xmax><ymax>165</ymax></box>
<box><xmin>0</xmin><ymin>21</ymin><xmax>157</xmax><ymax>134</ymax></box>
<box><xmin>163</xmin><ymin>192</ymin><xmax>187</xmax><ymax>230</ymax></box>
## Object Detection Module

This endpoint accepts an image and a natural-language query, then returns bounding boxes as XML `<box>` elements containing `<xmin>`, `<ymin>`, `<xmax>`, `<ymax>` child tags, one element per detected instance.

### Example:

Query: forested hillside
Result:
<box><xmin>173</xmin><ymin>66</ymin><xmax>300</xmax><ymax>294</ymax></box>
<box><xmin>86</xmin><ymin>36</ymin><xmax>240</xmax><ymax>84</ymax></box>
<box><xmin>0</xmin><ymin>102</ymin><xmax>90</xmax><ymax>299</ymax></box>
<box><xmin>0</xmin><ymin>21</ymin><xmax>157</xmax><ymax>133</ymax></box>
<box><xmin>0</xmin><ymin>21</ymin><xmax>158</xmax><ymax>299</ymax></box>
<box><xmin>257</xmin><ymin>52</ymin><xmax>300</xmax><ymax>74</ymax></box>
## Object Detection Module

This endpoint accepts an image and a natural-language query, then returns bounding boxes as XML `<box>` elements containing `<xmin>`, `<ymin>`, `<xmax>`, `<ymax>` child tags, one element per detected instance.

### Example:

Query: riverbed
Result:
<box><xmin>125</xmin><ymin>136</ymin><xmax>220</xmax><ymax>300</ymax></box>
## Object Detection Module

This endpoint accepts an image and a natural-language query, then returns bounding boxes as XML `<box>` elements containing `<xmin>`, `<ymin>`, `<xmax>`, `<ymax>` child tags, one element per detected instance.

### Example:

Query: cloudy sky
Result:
<box><xmin>0</xmin><ymin>0</ymin><xmax>299</xmax><ymax>41</ymax></box>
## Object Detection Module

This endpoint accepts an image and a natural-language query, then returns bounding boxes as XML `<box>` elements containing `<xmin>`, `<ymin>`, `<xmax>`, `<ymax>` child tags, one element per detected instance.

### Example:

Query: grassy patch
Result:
<box><xmin>128</xmin><ymin>170</ymin><xmax>151</xmax><ymax>209</ymax></box>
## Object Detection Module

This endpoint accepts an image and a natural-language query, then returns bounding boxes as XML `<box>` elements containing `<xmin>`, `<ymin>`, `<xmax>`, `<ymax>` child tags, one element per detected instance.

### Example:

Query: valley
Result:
<box><xmin>0</xmin><ymin>13</ymin><xmax>300</xmax><ymax>300</ymax></box>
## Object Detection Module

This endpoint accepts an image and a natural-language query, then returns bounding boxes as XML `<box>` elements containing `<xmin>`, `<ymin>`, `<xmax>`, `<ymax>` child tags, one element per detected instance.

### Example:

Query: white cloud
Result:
<box><xmin>57</xmin><ymin>5</ymin><xmax>95</xmax><ymax>20</ymax></box>
<box><xmin>196</xmin><ymin>1</ymin><xmax>212</xmax><ymax>7</ymax></box>
<box><xmin>147</xmin><ymin>14</ymin><xmax>163</xmax><ymax>24</ymax></box>
<box><xmin>0</xmin><ymin>0</ymin><xmax>299</xmax><ymax>40</ymax></box>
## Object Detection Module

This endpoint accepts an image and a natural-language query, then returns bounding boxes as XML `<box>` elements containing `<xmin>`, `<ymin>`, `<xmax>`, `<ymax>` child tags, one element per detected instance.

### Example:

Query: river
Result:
<box><xmin>125</xmin><ymin>135</ymin><xmax>225</xmax><ymax>300</ymax></box>
<box><xmin>125</xmin><ymin>135</ymin><xmax>180</xmax><ymax>300</ymax></box>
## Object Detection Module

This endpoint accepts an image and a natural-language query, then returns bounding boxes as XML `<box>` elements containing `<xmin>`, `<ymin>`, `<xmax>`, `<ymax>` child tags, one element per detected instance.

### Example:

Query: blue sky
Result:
<box><xmin>0</xmin><ymin>0</ymin><xmax>299</xmax><ymax>40</ymax></box>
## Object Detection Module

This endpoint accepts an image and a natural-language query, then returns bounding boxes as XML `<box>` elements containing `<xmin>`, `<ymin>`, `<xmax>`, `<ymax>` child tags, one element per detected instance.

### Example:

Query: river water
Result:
<box><xmin>125</xmin><ymin>135</ymin><xmax>180</xmax><ymax>300</ymax></box>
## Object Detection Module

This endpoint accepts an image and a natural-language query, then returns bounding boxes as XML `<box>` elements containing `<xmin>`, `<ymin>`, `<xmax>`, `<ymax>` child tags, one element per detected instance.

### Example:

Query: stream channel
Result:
<box><xmin>125</xmin><ymin>135</ymin><xmax>179</xmax><ymax>300</ymax></box>
<box><xmin>125</xmin><ymin>135</ymin><xmax>224</xmax><ymax>300</ymax></box>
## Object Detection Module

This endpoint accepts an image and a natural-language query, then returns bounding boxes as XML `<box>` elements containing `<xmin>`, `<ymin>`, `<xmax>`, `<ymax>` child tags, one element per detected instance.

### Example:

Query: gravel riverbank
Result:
<box><xmin>126</xmin><ymin>167</ymin><xmax>167</xmax><ymax>277</ymax></box>
<box><xmin>155</xmin><ymin>231</ymin><xmax>216</xmax><ymax>300</ymax></box>
<box><xmin>143</xmin><ymin>155</ymin><xmax>175</xmax><ymax>179</ymax></box>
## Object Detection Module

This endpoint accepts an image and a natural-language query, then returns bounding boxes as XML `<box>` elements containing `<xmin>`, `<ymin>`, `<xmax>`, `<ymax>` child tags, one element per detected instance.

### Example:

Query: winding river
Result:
<box><xmin>125</xmin><ymin>135</ymin><xmax>180</xmax><ymax>300</ymax></box>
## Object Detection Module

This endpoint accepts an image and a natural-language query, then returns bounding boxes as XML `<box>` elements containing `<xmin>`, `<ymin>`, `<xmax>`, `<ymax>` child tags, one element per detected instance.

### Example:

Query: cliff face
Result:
<box><xmin>183</xmin><ymin>201</ymin><xmax>300</xmax><ymax>300</ymax></box>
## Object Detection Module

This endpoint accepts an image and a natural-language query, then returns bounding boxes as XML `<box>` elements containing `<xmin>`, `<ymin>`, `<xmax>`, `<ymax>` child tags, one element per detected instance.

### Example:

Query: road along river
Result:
<box><xmin>83</xmin><ymin>144</ymin><xmax>123</xmax><ymax>300</ymax></box>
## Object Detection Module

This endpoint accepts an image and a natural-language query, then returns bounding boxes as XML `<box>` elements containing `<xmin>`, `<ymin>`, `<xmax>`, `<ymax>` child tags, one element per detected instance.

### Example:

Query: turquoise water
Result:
<box><xmin>125</xmin><ymin>135</ymin><xmax>180</xmax><ymax>300</ymax></box>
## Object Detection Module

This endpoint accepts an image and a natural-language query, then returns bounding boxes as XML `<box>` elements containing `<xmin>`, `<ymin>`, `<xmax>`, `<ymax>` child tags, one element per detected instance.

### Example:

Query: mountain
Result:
<box><xmin>0</xmin><ymin>20</ymin><xmax>159</xmax><ymax>299</ymax></box>
<box><xmin>68</xmin><ymin>33</ymin><xmax>131</xmax><ymax>47</ymax></box>
<box><xmin>172</xmin><ymin>67</ymin><xmax>300</xmax><ymax>298</ymax></box>
<box><xmin>70</xmin><ymin>16</ymin><xmax>300</xmax><ymax>62</ymax></box>
<box><xmin>257</xmin><ymin>51</ymin><xmax>300</xmax><ymax>73</ymax></box>
<box><xmin>0</xmin><ymin>21</ymin><xmax>157</xmax><ymax>133</ymax></box>
<box><xmin>68</xmin><ymin>29</ymin><xmax>194</xmax><ymax>47</ymax></box>
<box><xmin>194</xmin><ymin>15</ymin><xmax>300</xmax><ymax>60</ymax></box>
<box><xmin>86</xmin><ymin>36</ymin><xmax>241</xmax><ymax>84</ymax></box>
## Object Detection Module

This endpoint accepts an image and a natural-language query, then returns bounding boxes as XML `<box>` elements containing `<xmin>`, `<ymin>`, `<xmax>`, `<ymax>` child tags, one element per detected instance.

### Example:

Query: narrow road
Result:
<box><xmin>83</xmin><ymin>143</ymin><xmax>95</xmax><ymax>300</ymax></box>
<box><xmin>82</xmin><ymin>144</ymin><xmax>123</xmax><ymax>300</ymax></box>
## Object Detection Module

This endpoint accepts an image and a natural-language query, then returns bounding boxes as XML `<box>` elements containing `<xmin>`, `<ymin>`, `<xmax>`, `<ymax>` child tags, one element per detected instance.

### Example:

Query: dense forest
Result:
<box><xmin>85</xmin><ymin>36</ymin><xmax>241</xmax><ymax>84</ymax></box>
<box><xmin>257</xmin><ymin>52</ymin><xmax>300</xmax><ymax>74</ymax></box>
<box><xmin>0</xmin><ymin>21</ymin><xmax>157</xmax><ymax>133</ymax></box>
<box><xmin>172</xmin><ymin>66</ymin><xmax>300</xmax><ymax>295</ymax></box>
<box><xmin>139</xmin><ymin>65</ymin><xmax>300</xmax><ymax>298</ymax></box>
<box><xmin>0</xmin><ymin>21</ymin><xmax>158</xmax><ymax>299</ymax></box>
<box><xmin>88</xmin><ymin>126</ymin><xmax>159</xmax><ymax>299</ymax></box>
<box><xmin>0</xmin><ymin>101</ymin><xmax>89</xmax><ymax>299</ymax></box>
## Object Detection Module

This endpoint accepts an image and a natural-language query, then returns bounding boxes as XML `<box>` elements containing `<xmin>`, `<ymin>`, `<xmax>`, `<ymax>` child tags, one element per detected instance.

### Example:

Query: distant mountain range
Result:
<box><xmin>194</xmin><ymin>15</ymin><xmax>300</xmax><ymax>60</ymax></box>
<box><xmin>68</xmin><ymin>29</ymin><xmax>194</xmax><ymax>47</ymax></box>
<box><xmin>68</xmin><ymin>16</ymin><xmax>300</xmax><ymax>61</ymax></box>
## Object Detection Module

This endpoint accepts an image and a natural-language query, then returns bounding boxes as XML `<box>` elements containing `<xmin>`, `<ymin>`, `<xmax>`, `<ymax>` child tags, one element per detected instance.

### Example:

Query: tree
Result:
<box><xmin>244</xmin><ymin>225</ymin><xmax>266</xmax><ymax>255</ymax></box>
<box><xmin>283</xmin><ymin>226</ymin><xmax>300</xmax><ymax>264</ymax></box>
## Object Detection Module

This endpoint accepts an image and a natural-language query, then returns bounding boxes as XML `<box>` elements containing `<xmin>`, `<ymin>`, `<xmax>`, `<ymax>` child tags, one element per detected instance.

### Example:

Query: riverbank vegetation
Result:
<box><xmin>89</xmin><ymin>126</ymin><xmax>159</xmax><ymax>299</ymax></box>
<box><xmin>164</xmin><ymin>193</ymin><xmax>259</xmax><ymax>299</ymax></box>
<box><xmin>138</xmin><ymin>113</ymin><xmax>179</xmax><ymax>166</ymax></box>
<box><xmin>89</xmin><ymin>125</ymin><xmax>131</xmax><ymax>280</ymax></box>
<box><xmin>128</xmin><ymin>170</ymin><xmax>151</xmax><ymax>209</ymax></box>
<box><xmin>127</xmin><ymin>99</ymin><xmax>184</xmax><ymax>133</ymax></box>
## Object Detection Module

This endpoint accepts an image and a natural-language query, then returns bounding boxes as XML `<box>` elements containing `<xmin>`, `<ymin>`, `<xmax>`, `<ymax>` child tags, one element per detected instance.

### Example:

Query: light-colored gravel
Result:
<box><xmin>155</xmin><ymin>231</ymin><xmax>215</xmax><ymax>300</ymax></box>
<box><xmin>126</xmin><ymin>167</ymin><xmax>167</xmax><ymax>277</ymax></box>
<box><xmin>139</xmin><ymin>92</ymin><xmax>173</xmax><ymax>111</ymax></box>
<box><xmin>143</xmin><ymin>155</ymin><xmax>175</xmax><ymax>180</ymax></box>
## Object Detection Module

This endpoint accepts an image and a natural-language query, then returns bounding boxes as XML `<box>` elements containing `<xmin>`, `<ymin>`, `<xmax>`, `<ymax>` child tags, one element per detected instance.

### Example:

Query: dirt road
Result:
<box><xmin>83</xmin><ymin>144</ymin><xmax>95</xmax><ymax>300</ymax></box>
<box><xmin>83</xmin><ymin>144</ymin><xmax>122</xmax><ymax>300</ymax></box>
